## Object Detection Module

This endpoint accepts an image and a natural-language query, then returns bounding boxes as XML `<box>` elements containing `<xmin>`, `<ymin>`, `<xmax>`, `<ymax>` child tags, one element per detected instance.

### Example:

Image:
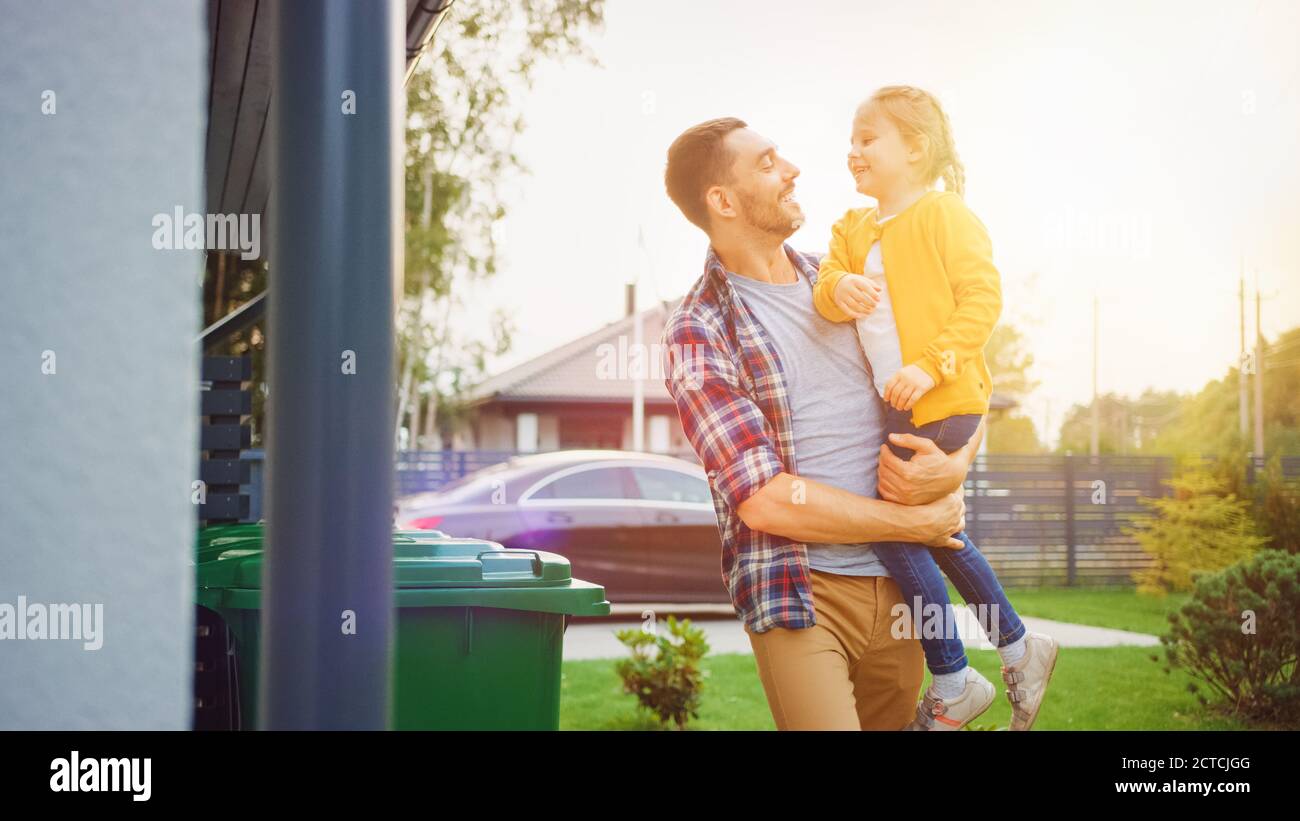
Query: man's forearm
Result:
<box><xmin>737</xmin><ymin>472</ymin><xmax>935</xmax><ymax>545</ymax></box>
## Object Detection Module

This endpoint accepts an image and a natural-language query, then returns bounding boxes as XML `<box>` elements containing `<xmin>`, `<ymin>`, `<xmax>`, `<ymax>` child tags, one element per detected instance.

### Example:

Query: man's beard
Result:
<box><xmin>735</xmin><ymin>188</ymin><xmax>803</xmax><ymax>239</ymax></box>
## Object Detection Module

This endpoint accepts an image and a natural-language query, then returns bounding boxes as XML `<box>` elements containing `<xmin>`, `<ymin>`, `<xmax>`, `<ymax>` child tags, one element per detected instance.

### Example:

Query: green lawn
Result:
<box><xmin>560</xmin><ymin>586</ymin><xmax>1244</xmax><ymax>730</ymax></box>
<box><xmin>950</xmin><ymin>583</ymin><xmax>1191</xmax><ymax>637</ymax></box>
<box><xmin>559</xmin><ymin>646</ymin><xmax>1248</xmax><ymax>730</ymax></box>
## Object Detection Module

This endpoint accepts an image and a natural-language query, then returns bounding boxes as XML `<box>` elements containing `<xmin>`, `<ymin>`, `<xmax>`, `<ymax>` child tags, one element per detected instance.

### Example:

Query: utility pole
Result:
<box><xmin>1238</xmin><ymin>261</ymin><xmax>1249</xmax><ymax>441</ymax></box>
<box><xmin>1090</xmin><ymin>294</ymin><xmax>1099</xmax><ymax>457</ymax></box>
<box><xmin>1253</xmin><ymin>273</ymin><xmax>1265</xmax><ymax>459</ymax></box>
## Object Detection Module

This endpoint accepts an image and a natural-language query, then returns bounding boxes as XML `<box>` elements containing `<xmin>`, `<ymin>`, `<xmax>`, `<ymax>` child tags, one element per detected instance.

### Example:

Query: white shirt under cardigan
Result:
<box><xmin>854</xmin><ymin>212</ymin><xmax>904</xmax><ymax>398</ymax></box>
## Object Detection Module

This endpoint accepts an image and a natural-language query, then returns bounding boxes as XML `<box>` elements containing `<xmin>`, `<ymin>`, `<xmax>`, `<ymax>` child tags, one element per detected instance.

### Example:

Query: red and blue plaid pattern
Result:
<box><xmin>661</xmin><ymin>244</ymin><xmax>824</xmax><ymax>633</ymax></box>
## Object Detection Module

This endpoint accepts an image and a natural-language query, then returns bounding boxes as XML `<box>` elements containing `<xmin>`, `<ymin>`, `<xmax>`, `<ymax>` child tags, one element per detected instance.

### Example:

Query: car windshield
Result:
<box><xmin>433</xmin><ymin>460</ymin><xmax>515</xmax><ymax>500</ymax></box>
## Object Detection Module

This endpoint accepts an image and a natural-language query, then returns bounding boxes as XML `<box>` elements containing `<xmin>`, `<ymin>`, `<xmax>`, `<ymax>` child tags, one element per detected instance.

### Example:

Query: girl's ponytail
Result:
<box><xmin>933</xmin><ymin>99</ymin><xmax>965</xmax><ymax>198</ymax></box>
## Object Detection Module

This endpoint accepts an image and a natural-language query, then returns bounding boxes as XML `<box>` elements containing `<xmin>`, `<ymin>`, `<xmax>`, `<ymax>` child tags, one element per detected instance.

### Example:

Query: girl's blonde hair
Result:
<box><xmin>865</xmin><ymin>85</ymin><xmax>965</xmax><ymax>198</ymax></box>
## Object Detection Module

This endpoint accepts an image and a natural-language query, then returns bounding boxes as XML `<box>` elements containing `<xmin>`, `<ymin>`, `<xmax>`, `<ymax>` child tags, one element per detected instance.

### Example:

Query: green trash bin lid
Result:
<box><xmin>194</xmin><ymin>524</ymin><xmax>610</xmax><ymax>616</ymax></box>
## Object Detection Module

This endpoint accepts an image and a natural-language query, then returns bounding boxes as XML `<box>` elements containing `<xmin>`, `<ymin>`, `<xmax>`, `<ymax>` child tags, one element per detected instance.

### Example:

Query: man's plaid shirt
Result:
<box><xmin>661</xmin><ymin>243</ymin><xmax>827</xmax><ymax>633</ymax></box>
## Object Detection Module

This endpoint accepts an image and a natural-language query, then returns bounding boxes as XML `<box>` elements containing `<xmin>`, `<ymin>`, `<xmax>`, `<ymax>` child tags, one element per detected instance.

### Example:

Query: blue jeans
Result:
<box><xmin>873</xmin><ymin>406</ymin><xmax>1026</xmax><ymax>675</ymax></box>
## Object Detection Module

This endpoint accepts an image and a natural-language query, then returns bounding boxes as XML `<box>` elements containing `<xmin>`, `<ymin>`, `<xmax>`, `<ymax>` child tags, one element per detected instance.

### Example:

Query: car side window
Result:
<box><xmin>529</xmin><ymin>467</ymin><xmax>635</xmax><ymax>501</ymax></box>
<box><xmin>631</xmin><ymin>468</ymin><xmax>712</xmax><ymax>504</ymax></box>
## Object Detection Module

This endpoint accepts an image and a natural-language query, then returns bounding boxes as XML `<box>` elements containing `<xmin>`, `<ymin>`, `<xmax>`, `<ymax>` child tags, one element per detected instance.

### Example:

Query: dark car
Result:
<box><xmin>395</xmin><ymin>450</ymin><xmax>726</xmax><ymax>604</ymax></box>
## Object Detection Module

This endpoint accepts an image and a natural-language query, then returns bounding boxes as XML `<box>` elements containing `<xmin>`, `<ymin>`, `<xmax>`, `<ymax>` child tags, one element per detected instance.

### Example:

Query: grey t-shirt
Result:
<box><xmin>724</xmin><ymin>268</ymin><xmax>889</xmax><ymax>576</ymax></box>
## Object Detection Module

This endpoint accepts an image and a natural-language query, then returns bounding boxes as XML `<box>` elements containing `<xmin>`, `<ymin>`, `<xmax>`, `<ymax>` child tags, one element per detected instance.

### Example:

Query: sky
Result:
<box><xmin>466</xmin><ymin>0</ymin><xmax>1300</xmax><ymax>444</ymax></box>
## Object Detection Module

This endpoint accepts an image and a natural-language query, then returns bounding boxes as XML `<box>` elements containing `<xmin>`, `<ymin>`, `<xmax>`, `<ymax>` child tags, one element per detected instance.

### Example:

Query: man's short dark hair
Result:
<box><xmin>664</xmin><ymin>117</ymin><xmax>748</xmax><ymax>232</ymax></box>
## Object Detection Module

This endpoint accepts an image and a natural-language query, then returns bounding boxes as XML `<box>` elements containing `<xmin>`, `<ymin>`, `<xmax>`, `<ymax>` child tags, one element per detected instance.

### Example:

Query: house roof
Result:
<box><xmin>467</xmin><ymin>300</ymin><xmax>681</xmax><ymax>405</ymax></box>
<box><xmin>468</xmin><ymin>296</ymin><xmax>1020</xmax><ymax>411</ymax></box>
<box><xmin>204</xmin><ymin>0</ymin><xmax>453</xmax><ymax>227</ymax></box>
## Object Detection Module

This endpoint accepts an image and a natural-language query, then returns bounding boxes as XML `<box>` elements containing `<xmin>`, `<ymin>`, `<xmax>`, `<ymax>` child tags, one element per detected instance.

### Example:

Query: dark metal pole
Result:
<box><xmin>262</xmin><ymin>0</ymin><xmax>403</xmax><ymax>729</ymax></box>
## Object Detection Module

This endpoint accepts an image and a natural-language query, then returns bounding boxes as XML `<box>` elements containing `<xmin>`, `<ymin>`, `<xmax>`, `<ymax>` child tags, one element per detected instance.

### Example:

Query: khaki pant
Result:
<box><xmin>745</xmin><ymin>570</ymin><xmax>924</xmax><ymax>730</ymax></box>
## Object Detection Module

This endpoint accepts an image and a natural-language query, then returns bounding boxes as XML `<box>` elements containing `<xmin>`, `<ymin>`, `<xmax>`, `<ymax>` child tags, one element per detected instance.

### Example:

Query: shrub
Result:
<box><xmin>1160</xmin><ymin>550</ymin><xmax>1300</xmax><ymax>727</ymax></box>
<box><xmin>613</xmin><ymin>615</ymin><xmax>710</xmax><ymax>730</ymax></box>
<box><xmin>1252</xmin><ymin>457</ymin><xmax>1300</xmax><ymax>555</ymax></box>
<box><xmin>1129</xmin><ymin>467</ymin><xmax>1269</xmax><ymax>594</ymax></box>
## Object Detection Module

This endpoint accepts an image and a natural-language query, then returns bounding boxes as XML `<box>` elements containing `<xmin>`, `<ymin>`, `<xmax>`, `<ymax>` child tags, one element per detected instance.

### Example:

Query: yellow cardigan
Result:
<box><xmin>813</xmin><ymin>190</ymin><xmax>1001</xmax><ymax>428</ymax></box>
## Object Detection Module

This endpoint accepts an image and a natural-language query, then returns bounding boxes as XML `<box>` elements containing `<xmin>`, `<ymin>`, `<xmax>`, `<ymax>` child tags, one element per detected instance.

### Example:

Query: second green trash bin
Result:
<box><xmin>194</xmin><ymin>524</ymin><xmax>610</xmax><ymax>730</ymax></box>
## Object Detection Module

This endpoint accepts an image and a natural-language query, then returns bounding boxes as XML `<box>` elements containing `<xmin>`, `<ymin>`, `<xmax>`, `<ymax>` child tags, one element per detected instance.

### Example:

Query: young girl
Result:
<box><xmin>812</xmin><ymin>86</ymin><xmax>1058</xmax><ymax>731</ymax></box>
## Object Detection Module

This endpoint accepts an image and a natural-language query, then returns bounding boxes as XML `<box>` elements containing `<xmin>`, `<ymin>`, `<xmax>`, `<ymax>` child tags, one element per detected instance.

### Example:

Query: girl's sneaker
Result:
<box><xmin>904</xmin><ymin>666</ymin><xmax>995</xmax><ymax>731</ymax></box>
<box><xmin>1002</xmin><ymin>632</ymin><xmax>1059</xmax><ymax>730</ymax></box>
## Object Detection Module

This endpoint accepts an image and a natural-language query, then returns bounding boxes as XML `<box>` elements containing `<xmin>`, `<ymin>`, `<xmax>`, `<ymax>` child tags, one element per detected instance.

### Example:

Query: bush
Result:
<box><xmin>1129</xmin><ymin>467</ymin><xmax>1269</xmax><ymax>594</ymax></box>
<box><xmin>613</xmin><ymin>615</ymin><xmax>710</xmax><ymax>730</ymax></box>
<box><xmin>1252</xmin><ymin>457</ymin><xmax>1300</xmax><ymax>555</ymax></box>
<box><xmin>1160</xmin><ymin>550</ymin><xmax>1300</xmax><ymax>727</ymax></box>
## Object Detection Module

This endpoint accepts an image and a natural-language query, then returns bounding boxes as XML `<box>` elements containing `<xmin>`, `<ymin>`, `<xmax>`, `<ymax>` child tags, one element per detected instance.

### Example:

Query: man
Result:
<box><xmin>660</xmin><ymin>117</ymin><xmax>983</xmax><ymax>730</ymax></box>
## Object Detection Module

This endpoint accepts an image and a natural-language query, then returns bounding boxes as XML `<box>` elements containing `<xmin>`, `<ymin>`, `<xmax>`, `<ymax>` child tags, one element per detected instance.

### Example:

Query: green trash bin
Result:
<box><xmin>194</xmin><ymin>524</ymin><xmax>610</xmax><ymax>730</ymax></box>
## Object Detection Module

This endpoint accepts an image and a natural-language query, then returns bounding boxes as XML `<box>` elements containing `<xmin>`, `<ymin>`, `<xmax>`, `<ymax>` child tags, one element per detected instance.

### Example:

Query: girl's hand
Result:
<box><xmin>883</xmin><ymin>364</ymin><xmax>936</xmax><ymax>411</ymax></box>
<box><xmin>832</xmin><ymin>274</ymin><xmax>881</xmax><ymax>319</ymax></box>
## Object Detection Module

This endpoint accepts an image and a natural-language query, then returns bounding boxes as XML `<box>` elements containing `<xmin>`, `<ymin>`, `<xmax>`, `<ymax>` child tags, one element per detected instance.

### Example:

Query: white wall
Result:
<box><xmin>0</xmin><ymin>0</ymin><xmax>205</xmax><ymax>729</ymax></box>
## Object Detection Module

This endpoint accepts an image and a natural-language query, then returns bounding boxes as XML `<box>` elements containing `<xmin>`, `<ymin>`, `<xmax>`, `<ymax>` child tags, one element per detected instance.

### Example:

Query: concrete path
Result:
<box><xmin>563</xmin><ymin>608</ymin><xmax>1159</xmax><ymax>662</ymax></box>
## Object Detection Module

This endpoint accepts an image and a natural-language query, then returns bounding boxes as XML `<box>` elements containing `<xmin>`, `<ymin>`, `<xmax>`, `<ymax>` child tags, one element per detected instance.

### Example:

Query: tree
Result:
<box><xmin>1252</xmin><ymin>455</ymin><xmax>1300</xmax><ymax>556</ymax></box>
<box><xmin>985</xmin><ymin>323</ymin><xmax>1037</xmax><ymax>401</ymax></box>
<box><xmin>1129</xmin><ymin>467</ymin><xmax>1270</xmax><ymax>595</ymax></box>
<box><xmin>398</xmin><ymin>0</ymin><xmax>605</xmax><ymax>449</ymax></box>
<box><xmin>984</xmin><ymin>323</ymin><xmax>1045</xmax><ymax>453</ymax></box>
<box><xmin>1056</xmin><ymin>389</ymin><xmax>1185</xmax><ymax>455</ymax></box>
<box><xmin>988</xmin><ymin>415</ymin><xmax>1045</xmax><ymax>454</ymax></box>
<box><xmin>1149</xmin><ymin>326</ymin><xmax>1300</xmax><ymax>457</ymax></box>
<box><xmin>1055</xmin><ymin>325</ymin><xmax>1300</xmax><ymax>458</ymax></box>
<box><xmin>1053</xmin><ymin>324</ymin><xmax>1300</xmax><ymax>458</ymax></box>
